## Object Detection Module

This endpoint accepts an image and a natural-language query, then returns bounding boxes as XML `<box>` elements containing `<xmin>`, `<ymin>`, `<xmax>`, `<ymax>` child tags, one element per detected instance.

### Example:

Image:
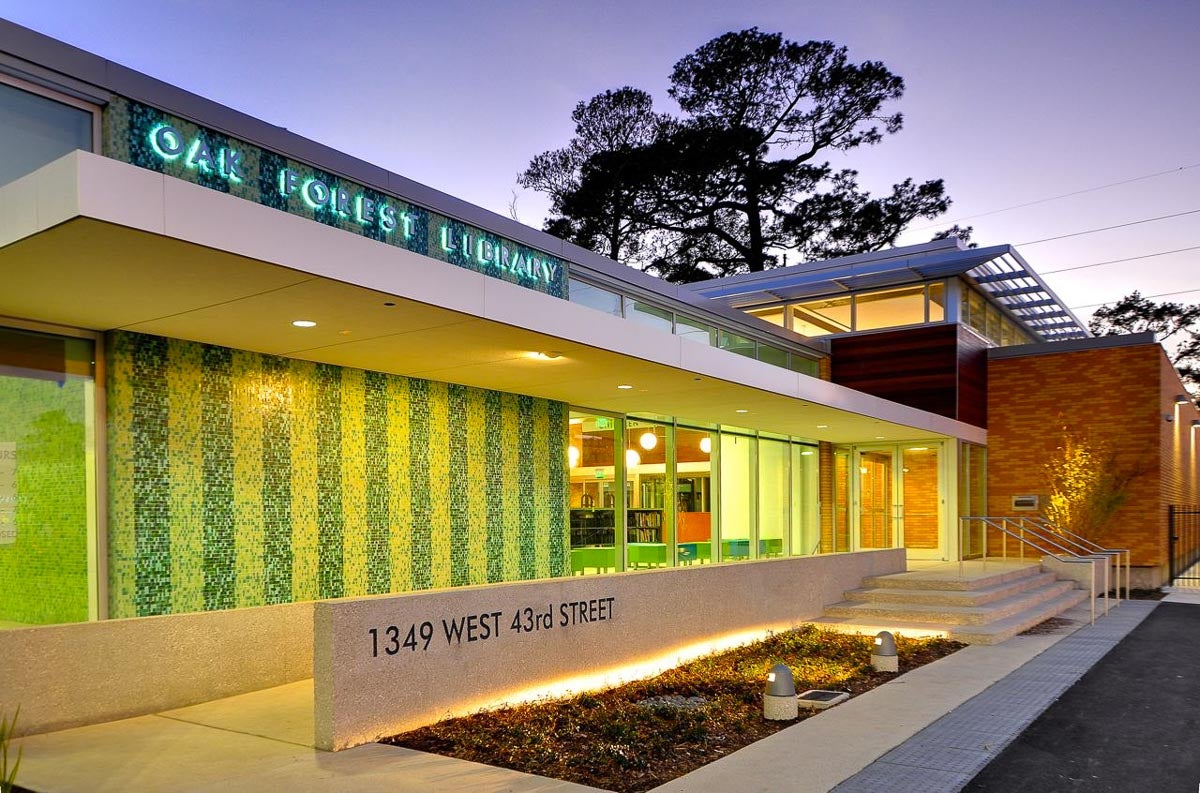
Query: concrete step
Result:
<box><xmin>948</xmin><ymin>588</ymin><xmax>1090</xmax><ymax>645</ymax></box>
<box><xmin>861</xmin><ymin>563</ymin><xmax>1042</xmax><ymax>592</ymax></box>
<box><xmin>823</xmin><ymin>580</ymin><xmax>1078</xmax><ymax>626</ymax></box>
<box><xmin>844</xmin><ymin>571</ymin><xmax>1061</xmax><ymax>607</ymax></box>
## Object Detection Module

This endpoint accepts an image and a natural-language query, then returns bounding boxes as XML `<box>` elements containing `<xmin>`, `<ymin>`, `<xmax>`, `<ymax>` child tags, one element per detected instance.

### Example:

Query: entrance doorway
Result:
<box><xmin>838</xmin><ymin>443</ymin><xmax>946</xmax><ymax>560</ymax></box>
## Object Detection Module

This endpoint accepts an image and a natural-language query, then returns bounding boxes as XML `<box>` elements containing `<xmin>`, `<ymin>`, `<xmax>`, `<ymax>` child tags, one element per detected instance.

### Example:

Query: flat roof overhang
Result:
<box><xmin>0</xmin><ymin>153</ymin><xmax>985</xmax><ymax>446</ymax></box>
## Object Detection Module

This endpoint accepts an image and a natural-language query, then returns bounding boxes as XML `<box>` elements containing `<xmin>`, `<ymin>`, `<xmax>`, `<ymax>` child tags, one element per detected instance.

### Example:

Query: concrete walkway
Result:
<box><xmin>12</xmin><ymin>595</ymin><xmax>1184</xmax><ymax>793</ymax></box>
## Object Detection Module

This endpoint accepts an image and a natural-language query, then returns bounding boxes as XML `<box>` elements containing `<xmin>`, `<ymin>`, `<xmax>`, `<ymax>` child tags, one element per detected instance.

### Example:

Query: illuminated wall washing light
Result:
<box><xmin>639</xmin><ymin>431</ymin><xmax>658</xmax><ymax>450</ymax></box>
<box><xmin>625</xmin><ymin>448</ymin><xmax>641</xmax><ymax>467</ymax></box>
<box><xmin>291</xmin><ymin>320</ymin><xmax>317</xmax><ymax>328</ymax></box>
<box><xmin>568</xmin><ymin>445</ymin><xmax>580</xmax><ymax>467</ymax></box>
<box><xmin>534</xmin><ymin>351</ymin><xmax>563</xmax><ymax>360</ymax></box>
<box><xmin>699</xmin><ymin>436</ymin><xmax>712</xmax><ymax>454</ymax></box>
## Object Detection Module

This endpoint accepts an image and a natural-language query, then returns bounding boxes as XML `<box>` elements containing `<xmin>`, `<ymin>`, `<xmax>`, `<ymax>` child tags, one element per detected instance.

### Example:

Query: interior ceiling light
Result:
<box><xmin>907</xmin><ymin>447</ymin><xmax>929</xmax><ymax>451</ymax></box>
<box><xmin>875</xmin><ymin>435</ymin><xmax>886</xmax><ymax>440</ymax></box>
<box><xmin>639</xmin><ymin>431</ymin><xmax>658</xmax><ymax>450</ymax></box>
<box><xmin>625</xmin><ymin>448</ymin><xmax>641</xmax><ymax>467</ymax></box>
<box><xmin>617</xmin><ymin>384</ymin><xmax>634</xmax><ymax>390</ymax></box>
<box><xmin>816</xmin><ymin>424</ymin><xmax>829</xmax><ymax>429</ymax></box>
<box><xmin>567</xmin><ymin>445</ymin><xmax>580</xmax><ymax>467</ymax></box>
<box><xmin>735</xmin><ymin>409</ymin><xmax>749</xmax><ymax>414</ymax></box>
<box><xmin>291</xmin><ymin>320</ymin><xmax>317</xmax><ymax>328</ymax></box>
<box><xmin>699</xmin><ymin>436</ymin><xmax>712</xmax><ymax>454</ymax></box>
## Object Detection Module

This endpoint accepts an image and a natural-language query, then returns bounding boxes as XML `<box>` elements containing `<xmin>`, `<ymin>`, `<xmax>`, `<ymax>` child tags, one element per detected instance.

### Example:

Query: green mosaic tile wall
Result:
<box><xmin>106</xmin><ymin>331</ymin><xmax>570</xmax><ymax>619</ymax></box>
<box><xmin>0</xmin><ymin>375</ymin><xmax>90</xmax><ymax>624</ymax></box>
<box><xmin>100</xmin><ymin>97</ymin><xmax>567</xmax><ymax>298</ymax></box>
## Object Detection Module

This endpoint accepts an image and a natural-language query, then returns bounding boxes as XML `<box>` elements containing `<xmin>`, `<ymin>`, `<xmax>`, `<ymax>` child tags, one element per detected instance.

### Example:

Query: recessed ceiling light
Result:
<box><xmin>617</xmin><ymin>384</ymin><xmax>633</xmax><ymax>390</ymax></box>
<box><xmin>383</xmin><ymin>301</ymin><xmax>396</xmax><ymax>307</ymax></box>
<box><xmin>292</xmin><ymin>320</ymin><xmax>317</xmax><ymax>328</ymax></box>
<box><xmin>816</xmin><ymin>424</ymin><xmax>829</xmax><ymax>429</ymax></box>
<box><xmin>875</xmin><ymin>435</ymin><xmax>885</xmax><ymax>440</ymax></box>
<box><xmin>338</xmin><ymin>330</ymin><xmax>352</xmax><ymax>336</ymax></box>
<box><xmin>735</xmin><ymin>409</ymin><xmax>749</xmax><ymax>414</ymax></box>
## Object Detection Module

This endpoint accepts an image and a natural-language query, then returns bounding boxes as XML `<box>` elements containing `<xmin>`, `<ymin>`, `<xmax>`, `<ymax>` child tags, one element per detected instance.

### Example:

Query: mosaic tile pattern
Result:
<box><xmin>0</xmin><ymin>376</ymin><xmax>90</xmax><ymax>624</ymax></box>
<box><xmin>106</xmin><ymin>331</ymin><xmax>570</xmax><ymax>618</ymax></box>
<box><xmin>101</xmin><ymin>97</ymin><xmax>567</xmax><ymax>299</ymax></box>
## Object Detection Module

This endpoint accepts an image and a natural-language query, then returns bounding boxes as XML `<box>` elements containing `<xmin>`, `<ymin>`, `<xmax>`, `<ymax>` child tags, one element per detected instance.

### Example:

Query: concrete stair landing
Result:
<box><xmin>813</xmin><ymin>561</ymin><xmax>1089</xmax><ymax>645</ymax></box>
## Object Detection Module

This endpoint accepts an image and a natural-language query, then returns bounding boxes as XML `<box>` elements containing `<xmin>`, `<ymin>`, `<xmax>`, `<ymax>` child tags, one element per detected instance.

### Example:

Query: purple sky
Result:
<box><xmin>3</xmin><ymin>0</ymin><xmax>1197</xmax><ymax>323</ymax></box>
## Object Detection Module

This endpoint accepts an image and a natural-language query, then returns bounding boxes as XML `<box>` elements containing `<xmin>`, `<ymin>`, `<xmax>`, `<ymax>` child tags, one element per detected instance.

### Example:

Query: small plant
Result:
<box><xmin>1</xmin><ymin>707</ymin><xmax>22</xmax><ymax>793</ymax></box>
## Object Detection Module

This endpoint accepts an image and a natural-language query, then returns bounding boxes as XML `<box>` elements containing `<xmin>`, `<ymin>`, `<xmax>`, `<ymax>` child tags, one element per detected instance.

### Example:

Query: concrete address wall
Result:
<box><xmin>0</xmin><ymin>601</ymin><xmax>313</xmax><ymax>737</ymax></box>
<box><xmin>315</xmin><ymin>549</ymin><xmax>905</xmax><ymax>751</ymax></box>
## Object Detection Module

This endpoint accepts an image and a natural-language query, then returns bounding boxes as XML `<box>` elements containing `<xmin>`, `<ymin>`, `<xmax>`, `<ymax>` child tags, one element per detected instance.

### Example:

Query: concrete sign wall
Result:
<box><xmin>314</xmin><ymin>549</ymin><xmax>905</xmax><ymax>751</ymax></box>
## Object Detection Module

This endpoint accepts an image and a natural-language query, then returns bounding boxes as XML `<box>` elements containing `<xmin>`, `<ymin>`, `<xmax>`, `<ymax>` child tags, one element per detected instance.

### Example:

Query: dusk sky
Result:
<box><xmin>3</xmin><ymin>1</ymin><xmax>1197</xmax><ymax>324</ymax></box>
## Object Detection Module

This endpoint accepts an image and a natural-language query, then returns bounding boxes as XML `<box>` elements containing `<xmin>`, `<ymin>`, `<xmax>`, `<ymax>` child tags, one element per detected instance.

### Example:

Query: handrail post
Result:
<box><xmin>1090</xmin><ymin>561</ymin><xmax>1095</xmax><ymax>625</ymax></box>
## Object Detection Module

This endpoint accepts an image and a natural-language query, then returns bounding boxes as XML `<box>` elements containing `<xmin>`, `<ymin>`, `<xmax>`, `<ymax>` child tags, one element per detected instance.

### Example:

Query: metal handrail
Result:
<box><xmin>1010</xmin><ymin>516</ymin><xmax>1130</xmax><ymax>602</ymax></box>
<box><xmin>960</xmin><ymin>516</ymin><xmax>1107</xmax><ymax>625</ymax></box>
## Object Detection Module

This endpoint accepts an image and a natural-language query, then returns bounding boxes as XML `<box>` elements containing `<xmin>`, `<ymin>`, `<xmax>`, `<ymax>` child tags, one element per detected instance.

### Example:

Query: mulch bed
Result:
<box><xmin>384</xmin><ymin>625</ymin><xmax>962</xmax><ymax>792</ymax></box>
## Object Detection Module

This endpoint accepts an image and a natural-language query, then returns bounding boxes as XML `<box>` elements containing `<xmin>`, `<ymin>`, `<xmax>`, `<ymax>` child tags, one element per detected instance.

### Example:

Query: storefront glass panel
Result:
<box><xmin>857</xmin><ymin>449</ymin><xmax>894</xmax><ymax>548</ymax></box>
<box><xmin>676</xmin><ymin>427</ymin><xmax>713</xmax><ymax>566</ymax></box>
<box><xmin>719</xmin><ymin>433</ymin><xmax>756</xmax><ymax>560</ymax></box>
<box><xmin>790</xmin><ymin>444</ymin><xmax>819</xmax><ymax>555</ymax></box>
<box><xmin>568</xmin><ymin>412</ymin><xmax>619</xmax><ymax>574</ymax></box>
<box><xmin>625</xmin><ymin>420</ymin><xmax>670</xmax><ymax>569</ymax></box>
<box><xmin>757</xmin><ymin>438</ymin><xmax>788</xmax><ymax>557</ymax></box>
<box><xmin>0</xmin><ymin>326</ymin><xmax>96</xmax><ymax>626</ymax></box>
<box><xmin>901</xmin><ymin>446</ymin><xmax>941</xmax><ymax>551</ymax></box>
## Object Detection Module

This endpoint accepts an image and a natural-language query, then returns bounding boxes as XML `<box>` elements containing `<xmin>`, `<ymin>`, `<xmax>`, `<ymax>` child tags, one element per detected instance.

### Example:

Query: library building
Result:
<box><xmin>2</xmin><ymin>19</ymin><xmax>1198</xmax><ymax>750</ymax></box>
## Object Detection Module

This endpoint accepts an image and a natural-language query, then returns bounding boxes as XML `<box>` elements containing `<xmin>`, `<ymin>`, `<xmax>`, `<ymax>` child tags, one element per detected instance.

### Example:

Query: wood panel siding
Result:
<box><xmin>831</xmin><ymin>325</ymin><xmax>963</xmax><ymax>423</ymax></box>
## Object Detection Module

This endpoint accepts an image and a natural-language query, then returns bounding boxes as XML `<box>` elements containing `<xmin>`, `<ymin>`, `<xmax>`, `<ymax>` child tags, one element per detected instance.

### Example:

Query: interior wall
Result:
<box><xmin>106</xmin><ymin>330</ymin><xmax>570</xmax><ymax>619</ymax></box>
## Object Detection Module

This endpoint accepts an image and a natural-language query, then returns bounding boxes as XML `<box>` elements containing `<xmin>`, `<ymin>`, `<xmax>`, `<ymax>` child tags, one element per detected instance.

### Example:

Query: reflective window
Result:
<box><xmin>626</xmin><ymin>301</ymin><xmax>674</xmax><ymax>333</ymax></box>
<box><xmin>0</xmin><ymin>81</ymin><xmax>93</xmax><ymax>187</ymax></box>
<box><xmin>568</xmin><ymin>278</ymin><xmax>623</xmax><ymax>316</ymax></box>
<box><xmin>790</xmin><ymin>445</ymin><xmax>819</xmax><ymax>555</ymax></box>
<box><xmin>756</xmin><ymin>343</ymin><xmax>789</xmax><ymax>368</ymax></box>
<box><xmin>0</xmin><ymin>326</ymin><xmax>97</xmax><ymax>626</ymax></box>
<box><xmin>675</xmin><ymin>315</ymin><xmax>717</xmax><ymax>346</ymax></box>
<box><xmin>718</xmin><ymin>330</ymin><xmax>757</xmax><ymax>358</ymax></box>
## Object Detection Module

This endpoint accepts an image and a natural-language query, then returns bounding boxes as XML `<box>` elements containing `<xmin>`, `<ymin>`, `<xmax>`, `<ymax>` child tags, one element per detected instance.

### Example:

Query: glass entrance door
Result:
<box><xmin>850</xmin><ymin>443</ymin><xmax>945</xmax><ymax>559</ymax></box>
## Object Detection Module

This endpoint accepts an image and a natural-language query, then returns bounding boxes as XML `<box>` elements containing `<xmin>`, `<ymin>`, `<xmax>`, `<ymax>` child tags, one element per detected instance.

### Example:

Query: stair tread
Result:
<box><xmin>948</xmin><ymin>590</ymin><xmax>1090</xmax><ymax>641</ymax></box>
<box><xmin>829</xmin><ymin>581</ymin><xmax>1074</xmax><ymax>616</ymax></box>
<box><xmin>847</xmin><ymin>572</ymin><xmax>1058</xmax><ymax>602</ymax></box>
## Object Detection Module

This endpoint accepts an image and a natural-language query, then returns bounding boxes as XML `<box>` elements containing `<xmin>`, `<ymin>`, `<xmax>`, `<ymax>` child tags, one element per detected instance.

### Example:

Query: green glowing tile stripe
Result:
<box><xmin>315</xmin><ymin>363</ymin><xmax>344</xmax><ymax>599</ymax></box>
<box><xmin>202</xmin><ymin>345</ymin><xmax>235</xmax><ymax>611</ymax></box>
<box><xmin>261</xmin><ymin>355</ymin><xmax>293</xmax><ymax>605</ymax></box>
<box><xmin>448</xmin><ymin>384</ymin><xmax>469</xmax><ymax>587</ymax></box>
<box><xmin>168</xmin><ymin>339</ymin><xmax>204</xmax><ymax>614</ymax></box>
<box><xmin>364</xmin><ymin>371</ymin><xmax>389</xmax><ymax>595</ymax></box>
<box><xmin>132</xmin><ymin>334</ymin><xmax>171</xmax><ymax>617</ymax></box>
<box><xmin>484</xmin><ymin>389</ymin><xmax>505</xmax><ymax>584</ymax></box>
<box><xmin>105</xmin><ymin>331</ymin><xmax>570</xmax><ymax>617</ymax></box>
<box><xmin>517</xmin><ymin>395</ymin><xmax>536</xmax><ymax>580</ymax></box>
<box><xmin>408</xmin><ymin>378</ymin><xmax>432</xmax><ymax>590</ymax></box>
<box><xmin>547</xmin><ymin>401</ymin><xmax>569</xmax><ymax>577</ymax></box>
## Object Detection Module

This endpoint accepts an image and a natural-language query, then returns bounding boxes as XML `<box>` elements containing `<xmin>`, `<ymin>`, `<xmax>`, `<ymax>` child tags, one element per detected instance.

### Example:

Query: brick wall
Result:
<box><xmin>987</xmin><ymin>340</ymin><xmax>1199</xmax><ymax>583</ymax></box>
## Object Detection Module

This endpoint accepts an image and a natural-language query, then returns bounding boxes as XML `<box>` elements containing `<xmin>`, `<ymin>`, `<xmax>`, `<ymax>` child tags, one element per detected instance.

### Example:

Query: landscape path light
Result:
<box><xmin>872</xmin><ymin>630</ymin><xmax>898</xmax><ymax>672</ymax></box>
<box><xmin>763</xmin><ymin>663</ymin><xmax>798</xmax><ymax>721</ymax></box>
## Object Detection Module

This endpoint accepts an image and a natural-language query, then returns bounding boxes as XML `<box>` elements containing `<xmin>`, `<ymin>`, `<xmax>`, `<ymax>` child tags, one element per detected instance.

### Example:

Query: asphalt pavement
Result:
<box><xmin>963</xmin><ymin>601</ymin><xmax>1200</xmax><ymax>793</ymax></box>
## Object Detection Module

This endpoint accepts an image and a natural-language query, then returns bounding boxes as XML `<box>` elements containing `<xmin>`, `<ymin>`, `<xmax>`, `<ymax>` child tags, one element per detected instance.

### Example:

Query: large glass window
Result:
<box><xmin>0</xmin><ymin>80</ymin><xmax>94</xmax><ymax>187</ymax></box>
<box><xmin>675</xmin><ymin>316</ymin><xmax>717</xmax><ymax>346</ymax></box>
<box><xmin>719</xmin><ymin>433</ymin><xmax>756</xmax><ymax>560</ymax></box>
<box><xmin>0</xmin><ymin>326</ymin><xmax>97</xmax><ymax>626</ymax></box>
<box><xmin>568</xmin><ymin>412</ymin><xmax>620</xmax><ymax>574</ymax></box>
<box><xmin>757</xmin><ymin>438</ymin><xmax>789</xmax><ymax>557</ymax></box>
<box><xmin>855</xmin><ymin>285</ymin><xmax>926</xmax><ymax>331</ymax></box>
<box><xmin>676</xmin><ymin>427</ymin><xmax>713</xmax><ymax>566</ymax></box>
<box><xmin>748</xmin><ymin>307</ymin><xmax>785</xmax><ymax>327</ymax></box>
<box><xmin>624</xmin><ymin>420</ymin><xmax>669</xmax><ymax>569</ymax></box>
<box><xmin>790</xmin><ymin>444</ymin><xmax>819</xmax><ymax>555</ymax></box>
<box><xmin>627</xmin><ymin>301</ymin><xmax>674</xmax><ymax>333</ymax></box>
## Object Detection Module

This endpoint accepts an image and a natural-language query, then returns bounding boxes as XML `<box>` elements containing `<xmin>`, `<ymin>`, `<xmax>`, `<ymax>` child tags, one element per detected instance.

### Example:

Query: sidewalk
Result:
<box><xmin>10</xmin><ymin>596</ymin><xmax>1179</xmax><ymax>793</ymax></box>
